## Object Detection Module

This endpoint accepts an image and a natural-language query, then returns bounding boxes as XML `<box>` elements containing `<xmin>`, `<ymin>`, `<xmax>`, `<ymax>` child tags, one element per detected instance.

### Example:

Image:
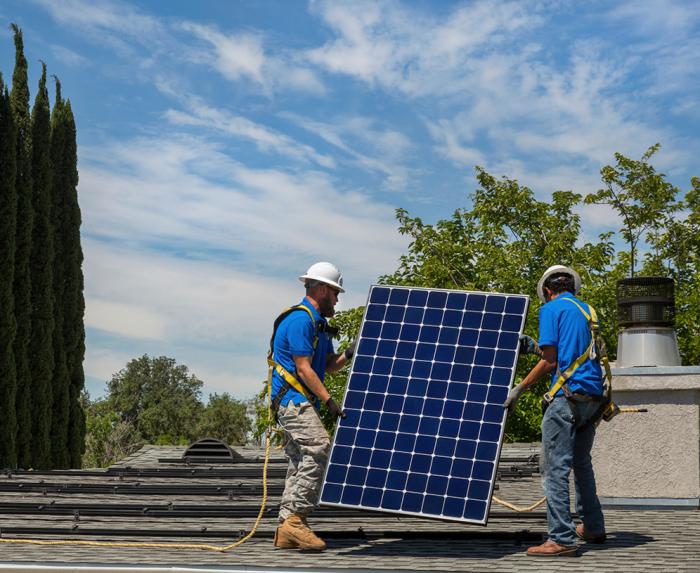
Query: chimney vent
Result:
<box><xmin>616</xmin><ymin>277</ymin><xmax>681</xmax><ymax>367</ymax></box>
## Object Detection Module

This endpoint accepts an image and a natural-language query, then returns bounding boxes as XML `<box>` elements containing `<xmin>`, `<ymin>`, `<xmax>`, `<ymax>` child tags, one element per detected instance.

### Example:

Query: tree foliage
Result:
<box><xmin>197</xmin><ymin>393</ymin><xmax>251</xmax><ymax>445</ymax></box>
<box><xmin>60</xmin><ymin>98</ymin><xmax>86</xmax><ymax>467</ymax></box>
<box><xmin>82</xmin><ymin>396</ymin><xmax>142</xmax><ymax>469</ymax></box>
<box><xmin>0</xmin><ymin>73</ymin><xmax>17</xmax><ymax>468</ymax></box>
<box><xmin>28</xmin><ymin>62</ymin><xmax>55</xmax><ymax>469</ymax></box>
<box><xmin>105</xmin><ymin>355</ymin><xmax>204</xmax><ymax>445</ymax></box>
<box><xmin>83</xmin><ymin>356</ymin><xmax>253</xmax><ymax>467</ymax></box>
<box><xmin>49</xmin><ymin>78</ymin><xmax>70</xmax><ymax>468</ymax></box>
<box><xmin>585</xmin><ymin>144</ymin><xmax>681</xmax><ymax>277</ymax></box>
<box><xmin>1</xmin><ymin>26</ymin><xmax>86</xmax><ymax>469</ymax></box>
<box><xmin>9</xmin><ymin>23</ymin><xmax>34</xmax><ymax>469</ymax></box>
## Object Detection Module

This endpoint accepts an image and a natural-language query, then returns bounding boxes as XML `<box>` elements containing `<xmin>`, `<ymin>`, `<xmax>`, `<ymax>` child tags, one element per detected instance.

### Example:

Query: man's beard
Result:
<box><xmin>320</xmin><ymin>295</ymin><xmax>336</xmax><ymax>318</ymax></box>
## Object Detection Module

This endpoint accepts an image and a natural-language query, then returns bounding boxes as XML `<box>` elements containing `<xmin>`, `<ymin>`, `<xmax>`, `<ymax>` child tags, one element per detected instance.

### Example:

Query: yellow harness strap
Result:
<box><xmin>543</xmin><ymin>298</ymin><xmax>600</xmax><ymax>402</ymax></box>
<box><xmin>267</xmin><ymin>305</ymin><xmax>319</xmax><ymax>403</ymax></box>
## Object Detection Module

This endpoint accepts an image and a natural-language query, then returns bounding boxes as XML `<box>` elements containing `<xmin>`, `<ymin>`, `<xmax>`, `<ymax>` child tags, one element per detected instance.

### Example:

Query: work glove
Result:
<box><xmin>503</xmin><ymin>382</ymin><xmax>527</xmax><ymax>416</ymax></box>
<box><xmin>325</xmin><ymin>397</ymin><xmax>347</xmax><ymax>420</ymax></box>
<box><xmin>518</xmin><ymin>335</ymin><xmax>542</xmax><ymax>357</ymax></box>
<box><xmin>343</xmin><ymin>338</ymin><xmax>357</xmax><ymax>360</ymax></box>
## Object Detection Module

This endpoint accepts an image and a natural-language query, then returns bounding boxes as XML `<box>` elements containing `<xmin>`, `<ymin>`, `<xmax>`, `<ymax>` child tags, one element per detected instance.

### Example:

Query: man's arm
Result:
<box><xmin>503</xmin><ymin>345</ymin><xmax>557</xmax><ymax>415</ymax></box>
<box><xmin>293</xmin><ymin>355</ymin><xmax>331</xmax><ymax>402</ymax></box>
<box><xmin>325</xmin><ymin>352</ymin><xmax>349</xmax><ymax>373</ymax></box>
<box><xmin>293</xmin><ymin>355</ymin><xmax>346</xmax><ymax>419</ymax></box>
<box><xmin>325</xmin><ymin>338</ymin><xmax>356</xmax><ymax>373</ymax></box>
<box><xmin>521</xmin><ymin>345</ymin><xmax>558</xmax><ymax>389</ymax></box>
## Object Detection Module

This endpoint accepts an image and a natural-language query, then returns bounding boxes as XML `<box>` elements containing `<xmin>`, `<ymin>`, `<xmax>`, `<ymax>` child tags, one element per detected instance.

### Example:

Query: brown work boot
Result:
<box><xmin>273</xmin><ymin>514</ymin><xmax>326</xmax><ymax>551</ymax></box>
<box><xmin>526</xmin><ymin>539</ymin><xmax>578</xmax><ymax>557</ymax></box>
<box><xmin>576</xmin><ymin>523</ymin><xmax>607</xmax><ymax>544</ymax></box>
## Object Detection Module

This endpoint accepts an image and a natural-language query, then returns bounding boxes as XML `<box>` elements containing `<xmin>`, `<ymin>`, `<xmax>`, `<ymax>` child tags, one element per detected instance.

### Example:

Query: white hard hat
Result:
<box><xmin>537</xmin><ymin>265</ymin><xmax>581</xmax><ymax>303</ymax></box>
<box><xmin>299</xmin><ymin>261</ymin><xmax>345</xmax><ymax>293</ymax></box>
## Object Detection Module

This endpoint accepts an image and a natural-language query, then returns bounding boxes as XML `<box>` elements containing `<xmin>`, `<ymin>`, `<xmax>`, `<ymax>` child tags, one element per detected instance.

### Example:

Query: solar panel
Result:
<box><xmin>320</xmin><ymin>285</ymin><xmax>529</xmax><ymax>524</ymax></box>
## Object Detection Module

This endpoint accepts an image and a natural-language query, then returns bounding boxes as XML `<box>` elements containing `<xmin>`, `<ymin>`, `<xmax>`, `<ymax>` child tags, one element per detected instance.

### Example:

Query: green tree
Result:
<box><xmin>197</xmin><ymin>393</ymin><xmax>251</xmax><ymax>445</ymax></box>
<box><xmin>585</xmin><ymin>144</ymin><xmax>681</xmax><ymax>277</ymax></box>
<box><xmin>645</xmin><ymin>176</ymin><xmax>700</xmax><ymax>364</ymax></box>
<box><xmin>28</xmin><ymin>61</ymin><xmax>55</xmax><ymax>468</ymax></box>
<box><xmin>60</xmin><ymin>98</ymin><xmax>86</xmax><ymax>467</ymax></box>
<box><xmin>48</xmin><ymin>78</ymin><xmax>71</xmax><ymax>468</ymax></box>
<box><xmin>106</xmin><ymin>355</ymin><xmax>204</xmax><ymax>444</ymax></box>
<box><xmin>82</xmin><ymin>395</ymin><xmax>142</xmax><ymax>468</ymax></box>
<box><xmin>9</xmin><ymin>23</ymin><xmax>34</xmax><ymax>469</ymax></box>
<box><xmin>0</xmin><ymin>74</ymin><xmax>18</xmax><ymax>468</ymax></box>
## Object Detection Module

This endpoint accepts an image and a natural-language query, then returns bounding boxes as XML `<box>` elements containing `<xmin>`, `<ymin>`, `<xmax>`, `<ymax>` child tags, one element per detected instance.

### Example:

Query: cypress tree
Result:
<box><xmin>61</xmin><ymin>99</ymin><xmax>86</xmax><ymax>467</ymax></box>
<box><xmin>9</xmin><ymin>24</ymin><xmax>34</xmax><ymax>469</ymax></box>
<box><xmin>0</xmin><ymin>74</ymin><xmax>18</xmax><ymax>468</ymax></box>
<box><xmin>29</xmin><ymin>61</ymin><xmax>54</xmax><ymax>469</ymax></box>
<box><xmin>49</xmin><ymin>78</ymin><xmax>70</xmax><ymax>468</ymax></box>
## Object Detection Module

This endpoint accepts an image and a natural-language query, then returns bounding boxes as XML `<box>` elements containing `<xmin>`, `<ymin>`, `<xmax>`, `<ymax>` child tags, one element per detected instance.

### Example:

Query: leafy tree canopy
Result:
<box><xmin>105</xmin><ymin>355</ymin><xmax>204</xmax><ymax>445</ymax></box>
<box><xmin>84</xmin><ymin>355</ymin><xmax>254</xmax><ymax>467</ymax></box>
<box><xmin>197</xmin><ymin>392</ymin><xmax>251</xmax><ymax>446</ymax></box>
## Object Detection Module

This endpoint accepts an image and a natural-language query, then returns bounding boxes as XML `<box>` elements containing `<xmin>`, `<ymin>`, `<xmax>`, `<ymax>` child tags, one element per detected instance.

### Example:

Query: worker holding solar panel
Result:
<box><xmin>268</xmin><ymin>262</ymin><xmax>355</xmax><ymax>551</ymax></box>
<box><xmin>505</xmin><ymin>265</ymin><xmax>608</xmax><ymax>557</ymax></box>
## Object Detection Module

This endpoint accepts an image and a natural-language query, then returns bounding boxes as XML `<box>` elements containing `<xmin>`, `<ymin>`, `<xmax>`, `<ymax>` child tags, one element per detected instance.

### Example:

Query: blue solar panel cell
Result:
<box><xmin>320</xmin><ymin>285</ymin><xmax>529</xmax><ymax>525</ymax></box>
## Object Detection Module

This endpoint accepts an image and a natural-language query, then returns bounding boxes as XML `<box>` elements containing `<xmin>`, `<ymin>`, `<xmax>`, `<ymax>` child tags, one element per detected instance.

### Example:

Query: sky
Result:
<box><xmin>1</xmin><ymin>0</ymin><xmax>698</xmax><ymax>401</ymax></box>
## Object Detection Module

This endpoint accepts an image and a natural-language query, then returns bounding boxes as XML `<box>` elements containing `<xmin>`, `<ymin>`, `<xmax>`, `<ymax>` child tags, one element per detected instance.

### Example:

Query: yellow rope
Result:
<box><xmin>491</xmin><ymin>495</ymin><xmax>546</xmax><ymax>512</ymax></box>
<box><xmin>0</xmin><ymin>369</ymin><xmax>276</xmax><ymax>553</ymax></box>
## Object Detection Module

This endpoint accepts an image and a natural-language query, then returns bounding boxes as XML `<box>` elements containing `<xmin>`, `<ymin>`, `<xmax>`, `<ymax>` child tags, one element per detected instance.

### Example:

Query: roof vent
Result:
<box><xmin>182</xmin><ymin>438</ymin><xmax>244</xmax><ymax>462</ymax></box>
<box><xmin>616</xmin><ymin>277</ymin><xmax>681</xmax><ymax>367</ymax></box>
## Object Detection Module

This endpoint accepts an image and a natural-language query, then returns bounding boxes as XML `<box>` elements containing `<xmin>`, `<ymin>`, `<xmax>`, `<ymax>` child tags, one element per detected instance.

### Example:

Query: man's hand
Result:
<box><xmin>519</xmin><ymin>335</ymin><xmax>542</xmax><ymax>357</ymax></box>
<box><xmin>503</xmin><ymin>382</ymin><xmax>527</xmax><ymax>416</ymax></box>
<box><xmin>325</xmin><ymin>397</ymin><xmax>347</xmax><ymax>420</ymax></box>
<box><xmin>343</xmin><ymin>338</ymin><xmax>357</xmax><ymax>360</ymax></box>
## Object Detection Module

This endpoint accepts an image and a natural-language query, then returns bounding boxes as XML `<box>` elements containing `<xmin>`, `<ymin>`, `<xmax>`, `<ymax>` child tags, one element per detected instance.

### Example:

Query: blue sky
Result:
<box><xmin>1</xmin><ymin>0</ymin><xmax>698</xmax><ymax>400</ymax></box>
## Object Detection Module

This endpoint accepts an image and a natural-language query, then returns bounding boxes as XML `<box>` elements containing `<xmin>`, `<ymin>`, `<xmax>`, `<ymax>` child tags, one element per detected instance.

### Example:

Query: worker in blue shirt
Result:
<box><xmin>271</xmin><ymin>262</ymin><xmax>356</xmax><ymax>551</ymax></box>
<box><xmin>504</xmin><ymin>265</ymin><xmax>607</xmax><ymax>556</ymax></box>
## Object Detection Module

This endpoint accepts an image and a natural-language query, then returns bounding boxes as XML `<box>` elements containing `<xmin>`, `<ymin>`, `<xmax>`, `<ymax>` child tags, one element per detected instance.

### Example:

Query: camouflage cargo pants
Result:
<box><xmin>277</xmin><ymin>401</ymin><xmax>331</xmax><ymax>522</ymax></box>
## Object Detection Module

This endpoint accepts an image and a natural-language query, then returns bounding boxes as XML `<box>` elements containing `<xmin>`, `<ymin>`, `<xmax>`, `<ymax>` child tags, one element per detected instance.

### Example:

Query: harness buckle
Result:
<box><xmin>543</xmin><ymin>392</ymin><xmax>554</xmax><ymax>403</ymax></box>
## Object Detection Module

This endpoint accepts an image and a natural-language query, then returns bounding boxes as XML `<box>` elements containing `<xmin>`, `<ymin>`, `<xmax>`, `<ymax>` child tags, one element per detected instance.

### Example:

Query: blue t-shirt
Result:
<box><xmin>271</xmin><ymin>297</ymin><xmax>335</xmax><ymax>407</ymax></box>
<box><xmin>538</xmin><ymin>291</ymin><xmax>604</xmax><ymax>396</ymax></box>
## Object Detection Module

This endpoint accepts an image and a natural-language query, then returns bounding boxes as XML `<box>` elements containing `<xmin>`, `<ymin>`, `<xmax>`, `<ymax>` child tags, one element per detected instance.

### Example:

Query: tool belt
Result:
<box><xmin>541</xmin><ymin>390</ymin><xmax>609</xmax><ymax>431</ymax></box>
<box><xmin>541</xmin><ymin>298</ymin><xmax>617</xmax><ymax>430</ymax></box>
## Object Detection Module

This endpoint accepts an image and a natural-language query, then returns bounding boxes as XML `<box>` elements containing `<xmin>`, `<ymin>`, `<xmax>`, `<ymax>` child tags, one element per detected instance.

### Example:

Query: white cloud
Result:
<box><xmin>306</xmin><ymin>0</ymin><xmax>538</xmax><ymax>97</ymax></box>
<box><xmin>31</xmin><ymin>0</ymin><xmax>168</xmax><ymax>60</ymax></box>
<box><xmin>179</xmin><ymin>23</ymin><xmax>267</xmax><ymax>85</ymax></box>
<box><xmin>78</xmin><ymin>133</ymin><xmax>405</xmax><ymax>272</ymax></box>
<box><xmin>163</xmin><ymin>100</ymin><xmax>335</xmax><ymax>168</ymax></box>
<box><xmin>49</xmin><ymin>44</ymin><xmax>89</xmax><ymax>67</ymax></box>
<box><xmin>425</xmin><ymin>118</ymin><xmax>486</xmax><ymax>167</ymax></box>
<box><xmin>179</xmin><ymin>21</ymin><xmax>326</xmax><ymax>96</ymax></box>
<box><xmin>86</xmin><ymin>300</ymin><xmax>167</xmax><ymax>340</ymax></box>
<box><xmin>32</xmin><ymin>0</ymin><xmax>162</xmax><ymax>38</ymax></box>
<box><xmin>283</xmin><ymin>112</ymin><xmax>415</xmax><ymax>191</ymax></box>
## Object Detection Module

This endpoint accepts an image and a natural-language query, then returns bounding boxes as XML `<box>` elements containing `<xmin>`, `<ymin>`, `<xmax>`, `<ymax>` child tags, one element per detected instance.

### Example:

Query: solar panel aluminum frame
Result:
<box><xmin>320</xmin><ymin>285</ymin><xmax>530</xmax><ymax>525</ymax></box>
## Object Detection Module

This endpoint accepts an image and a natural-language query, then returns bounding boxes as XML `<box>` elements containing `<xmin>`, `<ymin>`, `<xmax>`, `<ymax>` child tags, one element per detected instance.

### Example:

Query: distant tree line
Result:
<box><xmin>0</xmin><ymin>25</ymin><xmax>85</xmax><ymax>469</ymax></box>
<box><xmin>83</xmin><ymin>355</ymin><xmax>252</xmax><ymax>468</ymax></box>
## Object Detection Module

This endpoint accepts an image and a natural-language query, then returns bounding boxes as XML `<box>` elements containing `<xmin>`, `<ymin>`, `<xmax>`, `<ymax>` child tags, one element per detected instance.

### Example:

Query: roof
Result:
<box><xmin>0</xmin><ymin>442</ymin><xmax>698</xmax><ymax>572</ymax></box>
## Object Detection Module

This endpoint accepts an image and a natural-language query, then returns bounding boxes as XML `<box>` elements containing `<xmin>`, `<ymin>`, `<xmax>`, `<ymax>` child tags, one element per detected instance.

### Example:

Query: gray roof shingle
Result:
<box><xmin>0</xmin><ymin>443</ymin><xmax>697</xmax><ymax>572</ymax></box>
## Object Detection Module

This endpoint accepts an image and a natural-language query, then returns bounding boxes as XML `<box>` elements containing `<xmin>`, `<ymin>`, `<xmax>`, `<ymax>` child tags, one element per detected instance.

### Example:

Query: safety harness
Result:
<box><xmin>542</xmin><ymin>298</ymin><xmax>617</xmax><ymax>430</ymax></box>
<box><xmin>266</xmin><ymin>305</ymin><xmax>338</xmax><ymax>413</ymax></box>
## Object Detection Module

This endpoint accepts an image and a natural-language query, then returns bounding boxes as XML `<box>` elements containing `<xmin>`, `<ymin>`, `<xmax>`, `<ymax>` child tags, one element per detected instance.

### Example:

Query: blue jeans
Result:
<box><xmin>541</xmin><ymin>397</ymin><xmax>605</xmax><ymax>545</ymax></box>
